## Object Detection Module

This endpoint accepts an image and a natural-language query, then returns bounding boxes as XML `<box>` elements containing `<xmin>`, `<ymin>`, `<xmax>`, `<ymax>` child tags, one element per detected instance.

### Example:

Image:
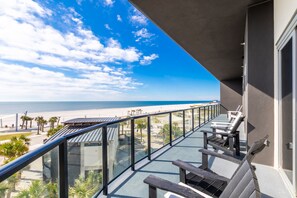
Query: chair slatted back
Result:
<box><xmin>219</xmin><ymin>160</ymin><xmax>260</xmax><ymax>198</ymax></box>
<box><xmin>245</xmin><ymin>135</ymin><xmax>269</xmax><ymax>163</ymax></box>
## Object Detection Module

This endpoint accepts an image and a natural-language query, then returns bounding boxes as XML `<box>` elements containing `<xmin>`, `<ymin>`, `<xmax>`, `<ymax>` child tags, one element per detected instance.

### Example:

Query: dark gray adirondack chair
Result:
<box><xmin>201</xmin><ymin>113</ymin><xmax>245</xmax><ymax>157</ymax></box>
<box><xmin>171</xmin><ymin>135</ymin><xmax>268</xmax><ymax>197</ymax></box>
<box><xmin>144</xmin><ymin>160</ymin><xmax>260</xmax><ymax>198</ymax></box>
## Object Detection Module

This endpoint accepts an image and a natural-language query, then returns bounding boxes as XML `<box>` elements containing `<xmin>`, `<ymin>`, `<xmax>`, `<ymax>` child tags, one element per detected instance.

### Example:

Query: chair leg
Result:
<box><xmin>235</xmin><ymin>132</ymin><xmax>240</xmax><ymax>156</ymax></box>
<box><xmin>180</xmin><ymin>168</ymin><xmax>186</xmax><ymax>183</ymax></box>
<box><xmin>202</xmin><ymin>132</ymin><xmax>208</xmax><ymax>168</ymax></box>
<box><xmin>228</xmin><ymin>137</ymin><xmax>235</xmax><ymax>156</ymax></box>
<box><xmin>149</xmin><ymin>185</ymin><xmax>157</xmax><ymax>198</ymax></box>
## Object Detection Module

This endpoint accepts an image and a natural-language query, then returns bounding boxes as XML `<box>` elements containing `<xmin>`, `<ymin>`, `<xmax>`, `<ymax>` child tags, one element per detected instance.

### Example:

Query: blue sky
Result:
<box><xmin>0</xmin><ymin>0</ymin><xmax>219</xmax><ymax>101</ymax></box>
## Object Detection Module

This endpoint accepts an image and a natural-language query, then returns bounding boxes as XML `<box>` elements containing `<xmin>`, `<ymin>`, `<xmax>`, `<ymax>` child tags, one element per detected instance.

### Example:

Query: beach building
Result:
<box><xmin>0</xmin><ymin>0</ymin><xmax>297</xmax><ymax>197</ymax></box>
<box><xmin>43</xmin><ymin>118</ymin><xmax>121</xmax><ymax>186</ymax></box>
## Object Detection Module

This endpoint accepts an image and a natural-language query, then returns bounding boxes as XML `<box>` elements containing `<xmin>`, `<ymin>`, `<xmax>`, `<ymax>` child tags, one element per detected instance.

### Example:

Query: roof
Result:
<box><xmin>63</xmin><ymin>117</ymin><xmax>119</xmax><ymax>125</ymax></box>
<box><xmin>129</xmin><ymin>0</ymin><xmax>265</xmax><ymax>81</ymax></box>
<box><xmin>46</xmin><ymin>125</ymin><xmax>118</xmax><ymax>143</ymax></box>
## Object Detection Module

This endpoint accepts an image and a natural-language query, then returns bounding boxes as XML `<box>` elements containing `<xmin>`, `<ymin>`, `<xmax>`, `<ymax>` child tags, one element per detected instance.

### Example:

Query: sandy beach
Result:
<box><xmin>0</xmin><ymin>103</ymin><xmax>208</xmax><ymax>131</ymax></box>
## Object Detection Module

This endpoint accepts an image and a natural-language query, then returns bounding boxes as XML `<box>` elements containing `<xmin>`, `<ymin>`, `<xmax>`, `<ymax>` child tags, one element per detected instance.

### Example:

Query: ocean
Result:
<box><xmin>0</xmin><ymin>101</ymin><xmax>212</xmax><ymax>115</ymax></box>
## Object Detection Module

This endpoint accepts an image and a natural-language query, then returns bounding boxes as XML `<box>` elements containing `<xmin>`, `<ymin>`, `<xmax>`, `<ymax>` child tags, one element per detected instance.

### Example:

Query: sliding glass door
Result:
<box><xmin>279</xmin><ymin>28</ymin><xmax>296</xmax><ymax>195</ymax></box>
<box><xmin>280</xmin><ymin>38</ymin><xmax>293</xmax><ymax>182</ymax></box>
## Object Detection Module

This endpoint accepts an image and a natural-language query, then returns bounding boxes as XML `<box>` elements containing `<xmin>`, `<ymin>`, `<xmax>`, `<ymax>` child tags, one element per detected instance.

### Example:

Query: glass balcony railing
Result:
<box><xmin>0</xmin><ymin>104</ymin><xmax>220</xmax><ymax>197</ymax></box>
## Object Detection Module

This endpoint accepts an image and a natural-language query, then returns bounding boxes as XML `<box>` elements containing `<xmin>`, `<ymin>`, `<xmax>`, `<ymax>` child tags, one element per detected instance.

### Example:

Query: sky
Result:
<box><xmin>0</xmin><ymin>0</ymin><xmax>219</xmax><ymax>101</ymax></box>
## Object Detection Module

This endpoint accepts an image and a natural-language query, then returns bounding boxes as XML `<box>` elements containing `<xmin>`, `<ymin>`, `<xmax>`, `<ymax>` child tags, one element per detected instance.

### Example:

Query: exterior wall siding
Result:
<box><xmin>246</xmin><ymin>1</ymin><xmax>274</xmax><ymax>166</ymax></box>
<box><xmin>220</xmin><ymin>79</ymin><xmax>242</xmax><ymax>114</ymax></box>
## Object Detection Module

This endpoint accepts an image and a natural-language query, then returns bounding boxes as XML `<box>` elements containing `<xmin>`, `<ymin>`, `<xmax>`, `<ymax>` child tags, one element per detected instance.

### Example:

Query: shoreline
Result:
<box><xmin>0</xmin><ymin>102</ymin><xmax>211</xmax><ymax>130</ymax></box>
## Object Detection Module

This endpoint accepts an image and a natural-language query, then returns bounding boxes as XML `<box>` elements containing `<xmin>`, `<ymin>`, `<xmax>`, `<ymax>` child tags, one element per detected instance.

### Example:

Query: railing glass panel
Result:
<box><xmin>108</xmin><ymin>122</ymin><xmax>131</xmax><ymax>181</ymax></box>
<box><xmin>185</xmin><ymin>109</ymin><xmax>192</xmax><ymax>133</ymax></box>
<box><xmin>172</xmin><ymin>111</ymin><xmax>183</xmax><ymax>140</ymax></box>
<box><xmin>150</xmin><ymin>114</ymin><xmax>170</xmax><ymax>153</ymax></box>
<box><xmin>0</xmin><ymin>147</ymin><xmax>59</xmax><ymax>198</ymax></box>
<box><xmin>67</xmin><ymin>129</ymin><xmax>103</xmax><ymax>197</ymax></box>
<box><xmin>194</xmin><ymin>108</ymin><xmax>200</xmax><ymax>128</ymax></box>
<box><xmin>200</xmin><ymin>107</ymin><xmax>205</xmax><ymax>125</ymax></box>
<box><xmin>134</xmin><ymin>118</ymin><xmax>148</xmax><ymax>162</ymax></box>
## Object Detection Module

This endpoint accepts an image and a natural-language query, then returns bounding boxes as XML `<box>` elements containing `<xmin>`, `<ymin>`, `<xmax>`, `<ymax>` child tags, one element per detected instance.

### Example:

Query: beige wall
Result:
<box><xmin>274</xmin><ymin>0</ymin><xmax>297</xmax><ymax>41</ymax></box>
<box><xmin>273</xmin><ymin>0</ymin><xmax>297</xmax><ymax>168</ymax></box>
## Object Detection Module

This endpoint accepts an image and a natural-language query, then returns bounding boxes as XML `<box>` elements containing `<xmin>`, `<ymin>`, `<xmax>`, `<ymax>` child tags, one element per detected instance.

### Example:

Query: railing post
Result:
<box><xmin>102</xmin><ymin>125</ymin><xmax>108</xmax><ymax>195</ymax></box>
<box><xmin>192</xmin><ymin>109</ymin><xmax>194</xmax><ymax>131</ymax></box>
<box><xmin>208</xmin><ymin>106</ymin><xmax>210</xmax><ymax>122</ymax></box>
<box><xmin>204</xmin><ymin>106</ymin><xmax>206</xmax><ymax>124</ymax></box>
<box><xmin>211</xmin><ymin>105</ymin><xmax>215</xmax><ymax>118</ymax></box>
<box><xmin>198</xmin><ymin>108</ymin><xmax>201</xmax><ymax>127</ymax></box>
<box><xmin>182</xmin><ymin>110</ymin><xmax>185</xmax><ymax>137</ymax></box>
<box><xmin>211</xmin><ymin>105</ymin><xmax>213</xmax><ymax>118</ymax></box>
<box><xmin>131</xmin><ymin>119</ymin><xmax>135</xmax><ymax>171</ymax></box>
<box><xmin>59</xmin><ymin>139</ymin><xmax>68</xmax><ymax>198</ymax></box>
<box><xmin>169</xmin><ymin>113</ymin><xmax>172</xmax><ymax>146</ymax></box>
<box><xmin>219</xmin><ymin>104</ymin><xmax>221</xmax><ymax>114</ymax></box>
<box><xmin>147</xmin><ymin>116</ymin><xmax>151</xmax><ymax>160</ymax></box>
<box><xmin>218</xmin><ymin>104</ymin><xmax>219</xmax><ymax>115</ymax></box>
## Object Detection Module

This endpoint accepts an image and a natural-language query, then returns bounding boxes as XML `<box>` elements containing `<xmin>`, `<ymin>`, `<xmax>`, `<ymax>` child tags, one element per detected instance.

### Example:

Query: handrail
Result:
<box><xmin>0</xmin><ymin>103</ymin><xmax>220</xmax><ymax>197</ymax></box>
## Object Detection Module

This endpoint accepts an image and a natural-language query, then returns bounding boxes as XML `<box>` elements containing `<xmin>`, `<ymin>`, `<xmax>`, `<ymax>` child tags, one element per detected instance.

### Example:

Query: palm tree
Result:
<box><xmin>19</xmin><ymin>134</ymin><xmax>30</xmax><ymax>145</ymax></box>
<box><xmin>15</xmin><ymin>180</ymin><xmax>44</xmax><ymax>198</ymax></box>
<box><xmin>41</xmin><ymin>119</ymin><xmax>48</xmax><ymax>132</ymax></box>
<box><xmin>35</xmin><ymin>116</ymin><xmax>44</xmax><ymax>135</ymax></box>
<box><xmin>20</xmin><ymin>115</ymin><xmax>26</xmax><ymax>129</ymax></box>
<box><xmin>48</xmin><ymin>117</ymin><xmax>58</xmax><ymax>129</ymax></box>
<box><xmin>0</xmin><ymin>136</ymin><xmax>30</xmax><ymax>164</ymax></box>
<box><xmin>45</xmin><ymin>182</ymin><xmax>58</xmax><ymax>198</ymax></box>
<box><xmin>0</xmin><ymin>182</ymin><xmax>9</xmax><ymax>197</ymax></box>
<box><xmin>135</xmin><ymin>119</ymin><xmax>147</xmax><ymax>142</ymax></box>
<box><xmin>69</xmin><ymin>171</ymin><xmax>102</xmax><ymax>198</ymax></box>
<box><xmin>16</xmin><ymin>181</ymin><xmax>57</xmax><ymax>198</ymax></box>
<box><xmin>27</xmin><ymin>116</ymin><xmax>34</xmax><ymax>129</ymax></box>
<box><xmin>47</xmin><ymin>125</ymin><xmax>63</xmax><ymax>137</ymax></box>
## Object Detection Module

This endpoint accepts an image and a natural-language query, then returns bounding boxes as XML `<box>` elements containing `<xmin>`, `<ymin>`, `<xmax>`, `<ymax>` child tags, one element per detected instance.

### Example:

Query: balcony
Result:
<box><xmin>0</xmin><ymin>105</ymin><xmax>216</xmax><ymax>197</ymax></box>
<box><xmin>0</xmin><ymin>104</ymin><xmax>291</xmax><ymax>197</ymax></box>
<box><xmin>105</xmin><ymin>115</ymin><xmax>291</xmax><ymax>198</ymax></box>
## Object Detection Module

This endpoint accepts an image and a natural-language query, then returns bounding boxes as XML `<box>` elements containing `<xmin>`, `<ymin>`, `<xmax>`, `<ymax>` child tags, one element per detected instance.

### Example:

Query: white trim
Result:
<box><xmin>276</xmin><ymin>29</ymin><xmax>297</xmax><ymax>197</ymax></box>
<box><xmin>293</xmin><ymin>28</ymin><xmax>297</xmax><ymax>195</ymax></box>
<box><xmin>279</xmin><ymin>168</ymin><xmax>295</xmax><ymax>197</ymax></box>
<box><xmin>276</xmin><ymin>10</ymin><xmax>297</xmax><ymax>48</ymax></box>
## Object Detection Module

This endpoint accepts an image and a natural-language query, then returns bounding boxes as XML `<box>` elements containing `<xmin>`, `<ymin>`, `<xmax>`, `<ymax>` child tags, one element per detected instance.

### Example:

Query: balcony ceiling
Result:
<box><xmin>129</xmin><ymin>0</ymin><xmax>265</xmax><ymax>81</ymax></box>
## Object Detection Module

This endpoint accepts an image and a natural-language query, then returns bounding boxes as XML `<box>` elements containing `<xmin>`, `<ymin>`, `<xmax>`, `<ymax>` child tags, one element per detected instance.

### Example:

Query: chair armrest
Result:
<box><xmin>172</xmin><ymin>160</ymin><xmax>230</xmax><ymax>182</ymax></box>
<box><xmin>199</xmin><ymin>149</ymin><xmax>241</xmax><ymax>164</ymax></box>
<box><xmin>228</xmin><ymin>111</ymin><xmax>239</xmax><ymax>113</ymax></box>
<box><xmin>212</xmin><ymin>122</ymin><xmax>231</xmax><ymax>125</ymax></box>
<box><xmin>201</xmin><ymin>130</ymin><xmax>230</xmax><ymax>136</ymax></box>
<box><xmin>144</xmin><ymin>175</ymin><xmax>204</xmax><ymax>198</ymax></box>
<box><xmin>210</xmin><ymin>126</ymin><xmax>230</xmax><ymax>131</ymax></box>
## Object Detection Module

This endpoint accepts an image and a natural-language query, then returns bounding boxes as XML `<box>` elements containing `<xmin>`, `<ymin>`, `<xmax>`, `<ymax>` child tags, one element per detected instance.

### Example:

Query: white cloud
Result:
<box><xmin>0</xmin><ymin>0</ymin><xmax>143</xmax><ymax>68</ymax></box>
<box><xmin>0</xmin><ymin>0</ymin><xmax>145</xmax><ymax>100</ymax></box>
<box><xmin>104</xmin><ymin>24</ymin><xmax>112</xmax><ymax>30</ymax></box>
<box><xmin>104</xmin><ymin>0</ymin><xmax>114</xmax><ymax>7</ymax></box>
<box><xmin>0</xmin><ymin>61</ymin><xmax>142</xmax><ymax>101</ymax></box>
<box><xmin>133</xmin><ymin>28</ymin><xmax>155</xmax><ymax>42</ymax></box>
<box><xmin>140</xmin><ymin>54</ymin><xmax>159</xmax><ymax>65</ymax></box>
<box><xmin>117</xmin><ymin>14</ymin><xmax>122</xmax><ymax>22</ymax></box>
<box><xmin>130</xmin><ymin>8</ymin><xmax>147</xmax><ymax>26</ymax></box>
<box><xmin>76</xmin><ymin>0</ymin><xmax>83</xmax><ymax>5</ymax></box>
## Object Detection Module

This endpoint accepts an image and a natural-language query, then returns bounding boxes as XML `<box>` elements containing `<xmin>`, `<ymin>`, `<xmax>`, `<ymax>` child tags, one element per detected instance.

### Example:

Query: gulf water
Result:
<box><xmin>0</xmin><ymin>101</ymin><xmax>212</xmax><ymax>115</ymax></box>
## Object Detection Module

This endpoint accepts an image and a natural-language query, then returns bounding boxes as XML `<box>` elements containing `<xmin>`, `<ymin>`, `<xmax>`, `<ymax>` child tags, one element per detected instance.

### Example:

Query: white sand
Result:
<box><xmin>0</xmin><ymin>103</ymin><xmax>209</xmax><ymax>130</ymax></box>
